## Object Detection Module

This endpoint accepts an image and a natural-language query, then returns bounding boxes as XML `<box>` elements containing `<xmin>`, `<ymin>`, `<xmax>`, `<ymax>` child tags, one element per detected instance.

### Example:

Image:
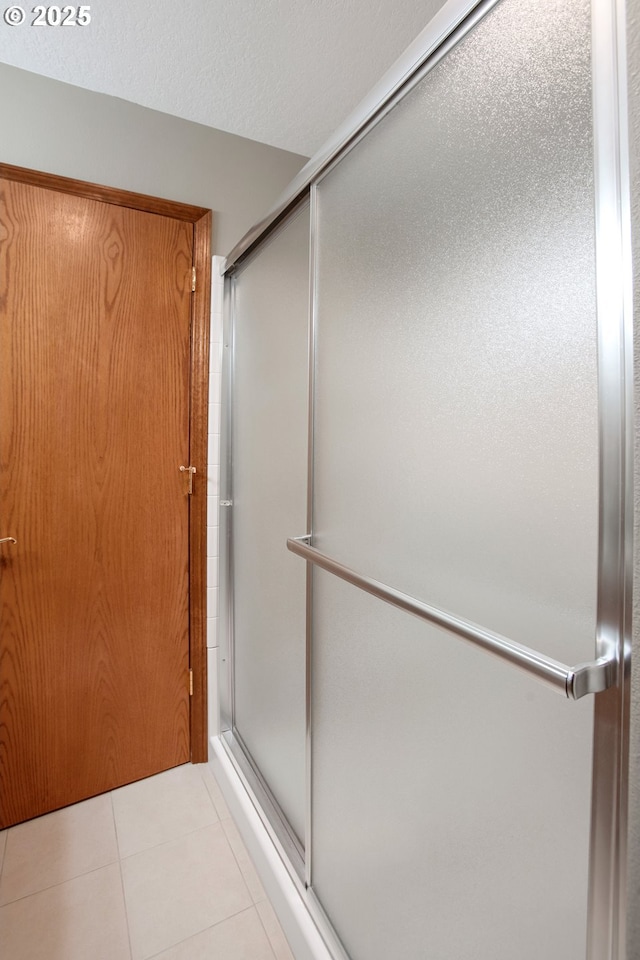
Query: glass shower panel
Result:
<box><xmin>312</xmin><ymin>573</ymin><xmax>594</xmax><ymax>960</ymax></box>
<box><xmin>313</xmin><ymin>0</ymin><xmax>598</xmax><ymax>668</ymax></box>
<box><xmin>311</xmin><ymin>0</ymin><xmax>597</xmax><ymax>955</ymax></box>
<box><xmin>219</xmin><ymin>278</ymin><xmax>233</xmax><ymax>730</ymax></box>
<box><xmin>232</xmin><ymin>203</ymin><xmax>309</xmax><ymax>845</ymax></box>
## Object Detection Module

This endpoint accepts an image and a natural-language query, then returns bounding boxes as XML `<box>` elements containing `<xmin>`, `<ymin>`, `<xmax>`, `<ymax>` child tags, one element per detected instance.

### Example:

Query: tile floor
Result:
<box><xmin>0</xmin><ymin>764</ymin><xmax>295</xmax><ymax>960</ymax></box>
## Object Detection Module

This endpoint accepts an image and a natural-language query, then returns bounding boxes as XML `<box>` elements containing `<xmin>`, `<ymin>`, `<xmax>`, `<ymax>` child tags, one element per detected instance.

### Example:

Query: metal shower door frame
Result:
<box><xmin>220</xmin><ymin>0</ymin><xmax>633</xmax><ymax>955</ymax></box>
<box><xmin>220</xmin><ymin>202</ymin><xmax>311</xmax><ymax>883</ymax></box>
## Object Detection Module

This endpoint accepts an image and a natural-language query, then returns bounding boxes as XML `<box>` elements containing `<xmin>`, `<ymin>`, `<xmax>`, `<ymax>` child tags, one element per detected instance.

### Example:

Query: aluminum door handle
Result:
<box><xmin>0</xmin><ymin>537</ymin><xmax>17</xmax><ymax>545</ymax></box>
<box><xmin>286</xmin><ymin>536</ymin><xmax>613</xmax><ymax>700</ymax></box>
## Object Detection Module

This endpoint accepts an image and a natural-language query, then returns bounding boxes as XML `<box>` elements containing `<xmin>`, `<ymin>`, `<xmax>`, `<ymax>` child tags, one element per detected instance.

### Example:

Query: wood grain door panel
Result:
<box><xmin>0</xmin><ymin>178</ymin><xmax>193</xmax><ymax>826</ymax></box>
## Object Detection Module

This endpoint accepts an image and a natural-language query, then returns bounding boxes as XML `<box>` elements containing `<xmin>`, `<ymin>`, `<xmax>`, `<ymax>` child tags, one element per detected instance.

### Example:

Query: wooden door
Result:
<box><xmin>0</xmin><ymin>175</ymin><xmax>199</xmax><ymax>827</ymax></box>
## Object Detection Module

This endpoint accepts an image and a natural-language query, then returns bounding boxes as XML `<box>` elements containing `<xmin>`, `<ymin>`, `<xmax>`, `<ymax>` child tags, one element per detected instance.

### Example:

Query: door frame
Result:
<box><xmin>0</xmin><ymin>162</ymin><xmax>212</xmax><ymax>762</ymax></box>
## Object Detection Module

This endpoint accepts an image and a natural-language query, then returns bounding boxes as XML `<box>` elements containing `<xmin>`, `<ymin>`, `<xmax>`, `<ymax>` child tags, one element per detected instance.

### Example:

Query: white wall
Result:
<box><xmin>0</xmin><ymin>63</ymin><xmax>307</xmax><ymax>255</ymax></box>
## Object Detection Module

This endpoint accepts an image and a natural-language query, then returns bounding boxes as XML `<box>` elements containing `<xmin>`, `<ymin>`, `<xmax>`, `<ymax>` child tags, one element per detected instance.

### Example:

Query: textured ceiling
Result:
<box><xmin>0</xmin><ymin>0</ymin><xmax>446</xmax><ymax>156</ymax></box>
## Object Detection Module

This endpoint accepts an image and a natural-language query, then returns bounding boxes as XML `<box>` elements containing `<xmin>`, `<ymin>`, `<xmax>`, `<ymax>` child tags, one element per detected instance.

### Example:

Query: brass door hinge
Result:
<box><xmin>179</xmin><ymin>464</ymin><xmax>196</xmax><ymax>494</ymax></box>
<box><xmin>189</xmin><ymin>669</ymin><xmax>193</xmax><ymax>696</ymax></box>
<box><xmin>191</xmin><ymin>267</ymin><xmax>196</xmax><ymax>292</ymax></box>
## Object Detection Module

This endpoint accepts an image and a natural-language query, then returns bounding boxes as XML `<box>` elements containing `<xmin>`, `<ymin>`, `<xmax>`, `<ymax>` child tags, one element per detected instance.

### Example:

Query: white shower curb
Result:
<box><xmin>208</xmin><ymin>735</ymin><xmax>345</xmax><ymax>960</ymax></box>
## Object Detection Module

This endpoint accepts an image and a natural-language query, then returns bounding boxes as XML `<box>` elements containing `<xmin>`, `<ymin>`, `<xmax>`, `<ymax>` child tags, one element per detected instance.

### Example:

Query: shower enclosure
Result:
<box><xmin>216</xmin><ymin>0</ymin><xmax>632</xmax><ymax>957</ymax></box>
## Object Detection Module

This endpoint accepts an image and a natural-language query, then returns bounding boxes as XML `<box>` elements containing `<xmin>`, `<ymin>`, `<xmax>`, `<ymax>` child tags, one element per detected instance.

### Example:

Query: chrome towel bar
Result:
<box><xmin>286</xmin><ymin>537</ymin><xmax>613</xmax><ymax>700</ymax></box>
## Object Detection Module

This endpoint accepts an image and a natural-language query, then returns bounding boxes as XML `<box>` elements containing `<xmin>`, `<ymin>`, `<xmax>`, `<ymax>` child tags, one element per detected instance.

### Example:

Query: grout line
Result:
<box><xmin>0</xmin><ymin>858</ymin><xmax>121</xmax><ymax>908</ymax></box>
<box><xmin>220</xmin><ymin>821</ymin><xmax>255</xmax><ymax>907</ymax></box>
<box><xmin>255</xmin><ymin>901</ymin><xmax>285</xmax><ymax>960</ymax></box>
<box><xmin>198</xmin><ymin>767</ymin><xmax>221</xmax><ymax>817</ymax></box>
<box><xmin>0</xmin><ymin>829</ymin><xmax>7</xmax><ymax>881</ymax></box>
<box><xmin>0</xmin><ymin>794</ymin><xmax>122</xmax><ymax>907</ymax></box>
<box><xmin>199</xmin><ymin>766</ymin><xmax>232</xmax><ymax>821</ymax></box>
<box><xmin>202</xmin><ymin>776</ymin><xmax>221</xmax><ymax>820</ymax></box>
<box><xmin>111</xmin><ymin>792</ymin><xmax>135</xmax><ymax>960</ymax></box>
<box><xmin>110</xmin><ymin>786</ymin><xmax>125</xmax><ymax>860</ymax></box>
<box><xmin>110</xmin><ymin>763</ymin><xmax>222</xmax><ymax>861</ymax></box>
<box><xmin>118</xmin><ymin>819</ymin><xmax>223</xmax><ymax>864</ymax></box>
<box><xmin>219</xmin><ymin>819</ymin><xmax>260</xmax><ymax>907</ymax></box>
<box><xmin>143</xmin><ymin>905</ymin><xmax>268</xmax><ymax>960</ymax></box>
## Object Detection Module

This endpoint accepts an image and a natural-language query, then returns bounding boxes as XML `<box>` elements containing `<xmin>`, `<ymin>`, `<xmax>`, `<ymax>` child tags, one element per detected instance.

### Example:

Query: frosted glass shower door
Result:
<box><xmin>229</xmin><ymin>202</ymin><xmax>310</xmax><ymax>849</ymax></box>
<box><xmin>309</xmin><ymin>0</ymin><xmax>599</xmax><ymax>957</ymax></box>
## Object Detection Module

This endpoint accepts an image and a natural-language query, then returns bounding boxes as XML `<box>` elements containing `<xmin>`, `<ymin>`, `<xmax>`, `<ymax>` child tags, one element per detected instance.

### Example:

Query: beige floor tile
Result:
<box><xmin>149</xmin><ymin>907</ymin><xmax>276</xmax><ymax>960</ymax></box>
<box><xmin>112</xmin><ymin>764</ymin><xmax>218</xmax><ymax>858</ymax></box>
<box><xmin>221</xmin><ymin>818</ymin><xmax>266</xmax><ymax>903</ymax></box>
<box><xmin>0</xmin><ymin>830</ymin><xmax>6</xmax><ymax>873</ymax></box>
<box><xmin>0</xmin><ymin>794</ymin><xmax>118</xmax><ymax>904</ymax></box>
<box><xmin>200</xmin><ymin>764</ymin><xmax>231</xmax><ymax>820</ymax></box>
<box><xmin>0</xmin><ymin>862</ymin><xmax>130</xmax><ymax>960</ymax></box>
<box><xmin>121</xmin><ymin>822</ymin><xmax>252</xmax><ymax>960</ymax></box>
<box><xmin>256</xmin><ymin>900</ymin><xmax>296</xmax><ymax>960</ymax></box>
